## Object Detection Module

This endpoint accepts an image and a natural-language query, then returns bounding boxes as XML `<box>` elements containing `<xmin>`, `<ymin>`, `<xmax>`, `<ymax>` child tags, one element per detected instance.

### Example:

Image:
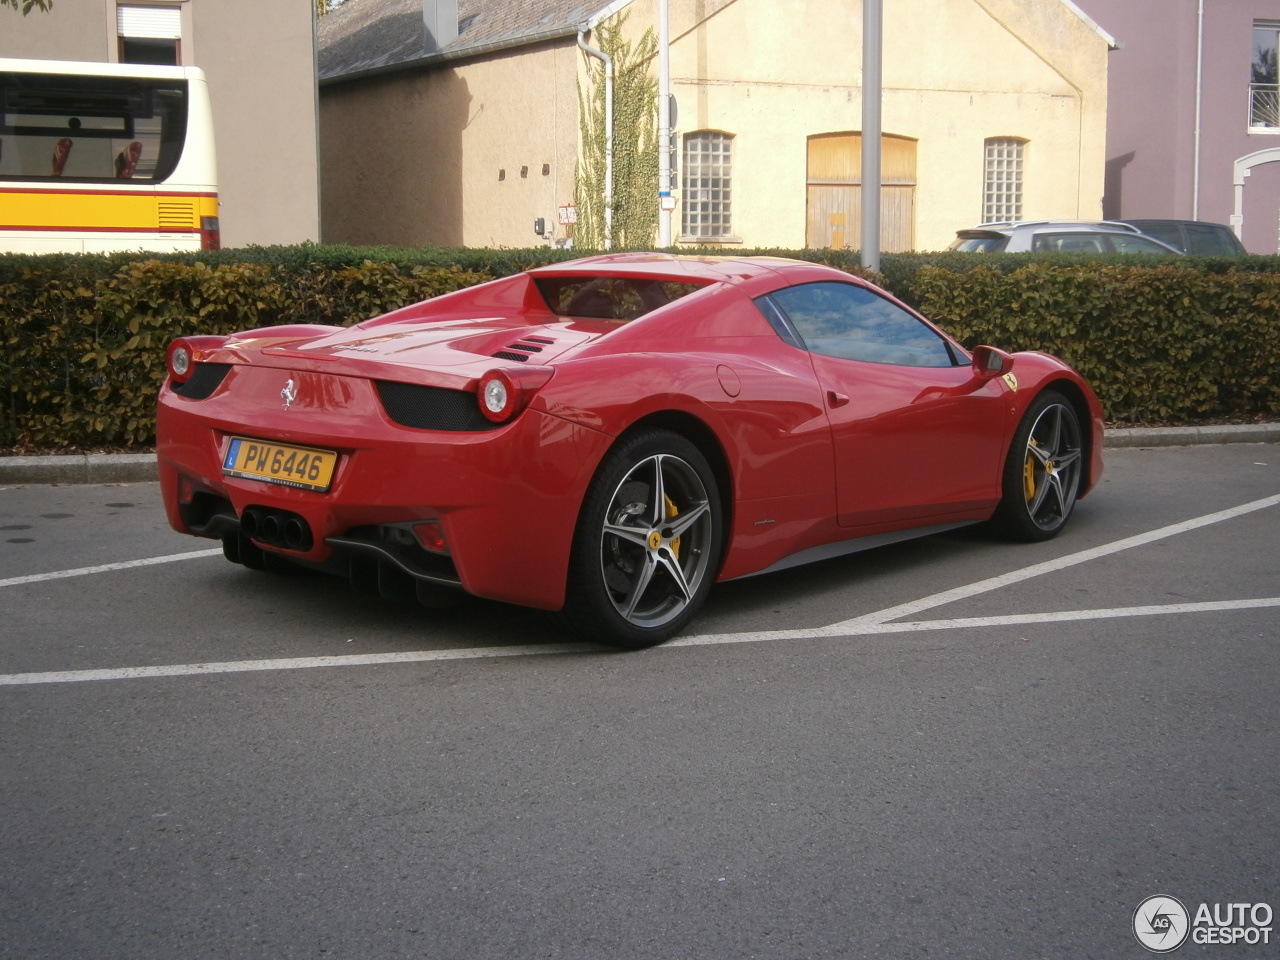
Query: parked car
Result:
<box><xmin>949</xmin><ymin>220</ymin><xmax>1183</xmax><ymax>254</ymax></box>
<box><xmin>157</xmin><ymin>254</ymin><xmax>1104</xmax><ymax>648</ymax></box>
<box><xmin>1118</xmin><ymin>219</ymin><xmax>1247</xmax><ymax>255</ymax></box>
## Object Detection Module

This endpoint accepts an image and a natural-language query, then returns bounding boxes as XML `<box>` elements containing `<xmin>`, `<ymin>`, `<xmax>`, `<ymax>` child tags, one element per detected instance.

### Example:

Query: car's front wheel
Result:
<box><xmin>991</xmin><ymin>390</ymin><xmax>1084</xmax><ymax>541</ymax></box>
<box><xmin>560</xmin><ymin>430</ymin><xmax>723</xmax><ymax>648</ymax></box>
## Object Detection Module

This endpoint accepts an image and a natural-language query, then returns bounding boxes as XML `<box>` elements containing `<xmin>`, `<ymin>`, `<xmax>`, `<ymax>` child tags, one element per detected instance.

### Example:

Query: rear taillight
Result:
<box><xmin>476</xmin><ymin>366</ymin><xmax>554</xmax><ymax>423</ymax></box>
<box><xmin>168</xmin><ymin>340</ymin><xmax>194</xmax><ymax>383</ymax></box>
<box><xmin>166</xmin><ymin>335</ymin><xmax>230</xmax><ymax>383</ymax></box>
<box><xmin>200</xmin><ymin>216</ymin><xmax>221</xmax><ymax>250</ymax></box>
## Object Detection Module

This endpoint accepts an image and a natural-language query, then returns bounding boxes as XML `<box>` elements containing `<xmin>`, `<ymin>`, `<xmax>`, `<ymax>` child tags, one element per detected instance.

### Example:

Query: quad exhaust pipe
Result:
<box><xmin>240</xmin><ymin>506</ymin><xmax>312</xmax><ymax>550</ymax></box>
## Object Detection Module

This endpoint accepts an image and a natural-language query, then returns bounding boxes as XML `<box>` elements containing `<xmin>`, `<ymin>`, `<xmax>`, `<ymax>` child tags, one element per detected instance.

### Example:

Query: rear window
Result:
<box><xmin>534</xmin><ymin>276</ymin><xmax>706</xmax><ymax>321</ymax></box>
<box><xmin>0</xmin><ymin>71</ymin><xmax>188</xmax><ymax>182</ymax></box>
<box><xmin>1184</xmin><ymin>224</ymin><xmax>1244</xmax><ymax>255</ymax></box>
<box><xmin>949</xmin><ymin>232</ymin><xmax>1009</xmax><ymax>252</ymax></box>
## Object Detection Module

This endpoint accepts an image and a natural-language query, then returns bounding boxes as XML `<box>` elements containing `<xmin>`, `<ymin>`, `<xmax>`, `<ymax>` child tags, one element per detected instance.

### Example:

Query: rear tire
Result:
<box><xmin>991</xmin><ymin>390</ymin><xmax>1083</xmax><ymax>541</ymax></box>
<box><xmin>559</xmin><ymin>430</ymin><xmax>723</xmax><ymax>648</ymax></box>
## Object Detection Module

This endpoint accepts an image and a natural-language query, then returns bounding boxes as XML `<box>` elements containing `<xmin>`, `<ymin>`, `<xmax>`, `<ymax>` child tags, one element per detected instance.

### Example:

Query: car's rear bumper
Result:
<box><xmin>157</xmin><ymin>372</ymin><xmax>611</xmax><ymax>610</ymax></box>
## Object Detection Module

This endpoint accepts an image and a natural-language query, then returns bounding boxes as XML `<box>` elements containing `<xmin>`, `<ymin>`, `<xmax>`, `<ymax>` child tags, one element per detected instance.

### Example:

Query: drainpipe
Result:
<box><xmin>577</xmin><ymin>27</ymin><xmax>614</xmax><ymax>249</ymax></box>
<box><xmin>1192</xmin><ymin>0</ymin><xmax>1204</xmax><ymax>218</ymax></box>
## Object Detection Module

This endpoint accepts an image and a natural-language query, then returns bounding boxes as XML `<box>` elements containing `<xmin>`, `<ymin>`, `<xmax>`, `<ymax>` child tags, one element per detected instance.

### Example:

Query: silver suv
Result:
<box><xmin>949</xmin><ymin>220</ymin><xmax>1184</xmax><ymax>254</ymax></box>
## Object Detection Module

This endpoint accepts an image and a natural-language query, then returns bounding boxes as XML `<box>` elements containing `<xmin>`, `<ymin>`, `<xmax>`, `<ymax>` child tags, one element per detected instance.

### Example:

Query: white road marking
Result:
<box><xmin>0</xmin><ymin>548</ymin><xmax>223</xmax><ymax>589</ymax></box>
<box><xmin>1</xmin><ymin>598</ymin><xmax>1277</xmax><ymax>687</ymax></box>
<box><xmin>670</xmin><ymin>597</ymin><xmax>1280</xmax><ymax>646</ymax></box>
<box><xmin>0</xmin><ymin>494</ymin><xmax>1276</xmax><ymax>687</ymax></box>
<box><xmin>0</xmin><ymin>644</ymin><xmax>594</xmax><ymax>686</ymax></box>
<box><xmin>834</xmin><ymin>492</ymin><xmax>1280</xmax><ymax>628</ymax></box>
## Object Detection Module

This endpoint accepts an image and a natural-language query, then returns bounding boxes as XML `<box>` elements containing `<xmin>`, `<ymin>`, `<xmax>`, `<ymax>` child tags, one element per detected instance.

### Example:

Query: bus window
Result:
<box><xmin>0</xmin><ymin>58</ymin><xmax>217</xmax><ymax>254</ymax></box>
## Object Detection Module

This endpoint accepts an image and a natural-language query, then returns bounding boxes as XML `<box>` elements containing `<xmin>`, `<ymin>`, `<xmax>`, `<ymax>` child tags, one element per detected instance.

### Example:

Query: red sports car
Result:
<box><xmin>157</xmin><ymin>254</ymin><xmax>1104</xmax><ymax>647</ymax></box>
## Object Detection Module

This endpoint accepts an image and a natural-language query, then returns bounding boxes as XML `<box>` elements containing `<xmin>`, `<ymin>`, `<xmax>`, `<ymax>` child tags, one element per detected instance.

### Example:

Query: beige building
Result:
<box><xmin>320</xmin><ymin>0</ymin><xmax>1112</xmax><ymax>252</ymax></box>
<box><xmin>1</xmin><ymin>0</ymin><xmax>320</xmax><ymax>248</ymax></box>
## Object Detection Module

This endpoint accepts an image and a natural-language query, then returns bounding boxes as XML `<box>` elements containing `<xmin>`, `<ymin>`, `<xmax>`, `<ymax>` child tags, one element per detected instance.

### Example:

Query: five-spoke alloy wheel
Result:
<box><xmin>561</xmin><ymin>430</ymin><xmax>723</xmax><ymax>647</ymax></box>
<box><xmin>993</xmin><ymin>390</ymin><xmax>1084</xmax><ymax>541</ymax></box>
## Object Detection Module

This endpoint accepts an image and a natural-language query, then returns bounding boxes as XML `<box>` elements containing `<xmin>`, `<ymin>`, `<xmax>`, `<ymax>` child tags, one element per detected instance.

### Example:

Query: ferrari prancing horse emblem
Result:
<box><xmin>281</xmin><ymin>379</ymin><xmax>297</xmax><ymax>409</ymax></box>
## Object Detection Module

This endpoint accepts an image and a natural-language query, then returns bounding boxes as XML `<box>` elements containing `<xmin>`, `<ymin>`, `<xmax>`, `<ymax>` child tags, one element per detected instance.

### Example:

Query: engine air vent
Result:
<box><xmin>375</xmin><ymin>380</ymin><xmax>500</xmax><ymax>431</ymax></box>
<box><xmin>491</xmin><ymin>350</ymin><xmax>530</xmax><ymax>362</ymax></box>
<box><xmin>170</xmin><ymin>363</ymin><xmax>231</xmax><ymax>400</ymax></box>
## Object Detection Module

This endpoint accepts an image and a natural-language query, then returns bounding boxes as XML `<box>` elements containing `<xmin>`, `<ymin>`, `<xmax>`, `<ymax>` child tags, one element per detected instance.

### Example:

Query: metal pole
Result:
<box><xmin>658</xmin><ymin>0</ymin><xmax>672</xmax><ymax>247</ymax></box>
<box><xmin>860</xmin><ymin>0</ymin><xmax>882</xmax><ymax>272</ymax></box>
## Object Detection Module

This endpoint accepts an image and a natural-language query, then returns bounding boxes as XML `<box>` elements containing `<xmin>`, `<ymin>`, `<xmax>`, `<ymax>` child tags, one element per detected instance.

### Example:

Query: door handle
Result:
<box><xmin>826</xmin><ymin>390</ymin><xmax>850</xmax><ymax>408</ymax></box>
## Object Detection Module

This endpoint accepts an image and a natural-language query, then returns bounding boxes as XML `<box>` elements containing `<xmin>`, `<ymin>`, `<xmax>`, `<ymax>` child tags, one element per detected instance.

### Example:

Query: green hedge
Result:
<box><xmin>2</xmin><ymin>246</ymin><xmax>1278</xmax><ymax>448</ymax></box>
<box><xmin>2</xmin><ymin>257</ymin><xmax>491</xmax><ymax>448</ymax></box>
<box><xmin>913</xmin><ymin>262</ymin><xmax>1280</xmax><ymax>422</ymax></box>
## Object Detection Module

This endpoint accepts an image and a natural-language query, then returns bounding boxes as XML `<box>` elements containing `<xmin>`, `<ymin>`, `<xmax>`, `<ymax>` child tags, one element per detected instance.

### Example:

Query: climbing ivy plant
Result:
<box><xmin>575</xmin><ymin>14</ymin><xmax>659</xmax><ymax>249</ymax></box>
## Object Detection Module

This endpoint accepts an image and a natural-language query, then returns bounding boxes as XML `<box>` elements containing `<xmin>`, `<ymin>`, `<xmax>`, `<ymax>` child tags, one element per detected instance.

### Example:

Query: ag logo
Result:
<box><xmin>1134</xmin><ymin>895</ymin><xmax>1190</xmax><ymax>953</ymax></box>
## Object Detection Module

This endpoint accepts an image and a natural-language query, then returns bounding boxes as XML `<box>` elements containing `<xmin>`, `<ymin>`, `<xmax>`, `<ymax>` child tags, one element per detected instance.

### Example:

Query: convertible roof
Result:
<box><xmin>527</xmin><ymin>252</ymin><xmax>811</xmax><ymax>286</ymax></box>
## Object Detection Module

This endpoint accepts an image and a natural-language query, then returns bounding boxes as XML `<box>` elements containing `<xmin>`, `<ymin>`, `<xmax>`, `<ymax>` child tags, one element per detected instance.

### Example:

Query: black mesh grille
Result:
<box><xmin>375</xmin><ymin>380</ymin><xmax>500</xmax><ymax>432</ymax></box>
<box><xmin>170</xmin><ymin>363</ymin><xmax>232</xmax><ymax>400</ymax></box>
<box><xmin>491</xmin><ymin>351</ymin><xmax>530</xmax><ymax>362</ymax></box>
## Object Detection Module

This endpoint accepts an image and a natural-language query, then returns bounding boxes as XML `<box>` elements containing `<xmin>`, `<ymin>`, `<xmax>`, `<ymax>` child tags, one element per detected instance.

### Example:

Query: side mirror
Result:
<box><xmin>970</xmin><ymin>345</ymin><xmax>1014</xmax><ymax>378</ymax></box>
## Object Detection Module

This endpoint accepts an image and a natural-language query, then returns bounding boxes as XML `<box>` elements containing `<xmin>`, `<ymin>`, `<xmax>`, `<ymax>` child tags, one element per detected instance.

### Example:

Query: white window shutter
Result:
<box><xmin>117</xmin><ymin>6</ymin><xmax>182</xmax><ymax>39</ymax></box>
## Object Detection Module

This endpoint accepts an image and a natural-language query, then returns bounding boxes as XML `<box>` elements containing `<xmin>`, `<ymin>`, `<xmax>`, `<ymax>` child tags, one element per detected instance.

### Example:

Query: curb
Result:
<box><xmin>1102</xmin><ymin>423</ymin><xmax>1280</xmax><ymax>448</ymax></box>
<box><xmin>0</xmin><ymin>453</ymin><xmax>159</xmax><ymax>485</ymax></box>
<box><xmin>1</xmin><ymin>424</ymin><xmax>1278</xmax><ymax>486</ymax></box>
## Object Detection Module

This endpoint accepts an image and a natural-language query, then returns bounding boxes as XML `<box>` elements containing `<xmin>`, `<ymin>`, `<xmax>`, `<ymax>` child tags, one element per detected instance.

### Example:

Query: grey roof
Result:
<box><xmin>318</xmin><ymin>0</ymin><xmax>622</xmax><ymax>82</ymax></box>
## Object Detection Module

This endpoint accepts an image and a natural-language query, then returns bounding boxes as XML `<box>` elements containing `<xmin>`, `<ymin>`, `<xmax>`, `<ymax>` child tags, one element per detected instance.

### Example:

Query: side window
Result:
<box><xmin>1107</xmin><ymin>234</ymin><xmax>1175</xmax><ymax>254</ymax></box>
<box><xmin>1031</xmin><ymin>232</ymin><xmax>1104</xmax><ymax>253</ymax></box>
<box><xmin>761</xmin><ymin>282</ymin><xmax>956</xmax><ymax>367</ymax></box>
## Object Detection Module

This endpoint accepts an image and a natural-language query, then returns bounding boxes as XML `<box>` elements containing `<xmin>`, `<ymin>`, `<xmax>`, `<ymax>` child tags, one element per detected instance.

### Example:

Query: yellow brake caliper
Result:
<box><xmin>664</xmin><ymin>494</ymin><xmax>680</xmax><ymax>560</ymax></box>
<box><xmin>1024</xmin><ymin>438</ymin><xmax>1038</xmax><ymax>501</ymax></box>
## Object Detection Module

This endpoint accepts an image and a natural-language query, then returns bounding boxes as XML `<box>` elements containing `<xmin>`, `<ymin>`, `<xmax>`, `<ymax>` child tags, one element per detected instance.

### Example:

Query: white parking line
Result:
<box><xmin>2</xmin><ymin>598</ymin><xmax>1277</xmax><ymax>687</ymax></box>
<box><xmin>679</xmin><ymin>491</ymin><xmax>1280</xmax><ymax>644</ymax></box>
<box><xmin>0</xmin><ymin>494</ymin><xmax>1276</xmax><ymax>687</ymax></box>
<box><xmin>670</xmin><ymin>597</ymin><xmax>1280</xmax><ymax>647</ymax></box>
<box><xmin>0</xmin><ymin>548</ymin><xmax>223</xmax><ymax>588</ymax></box>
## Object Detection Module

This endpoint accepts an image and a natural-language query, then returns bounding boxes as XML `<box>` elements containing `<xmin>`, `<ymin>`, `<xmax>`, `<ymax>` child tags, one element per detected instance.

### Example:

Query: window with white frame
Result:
<box><xmin>1252</xmin><ymin>21</ymin><xmax>1279</xmax><ymax>129</ymax></box>
<box><xmin>982</xmin><ymin>137</ymin><xmax>1024</xmax><ymax>223</ymax></box>
<box><xmin>117</xmin><ymin>5</ymin><xmax>183</xmax><ymax>65</ymax></box>
<box><xmin>682</xmin><ymin>131</ymin><xmax>733</xmax><ymax>239</ymax></box>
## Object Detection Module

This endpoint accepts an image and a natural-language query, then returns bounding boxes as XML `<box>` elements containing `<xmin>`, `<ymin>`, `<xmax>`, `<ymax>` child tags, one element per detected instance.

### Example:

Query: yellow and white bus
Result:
<box><xmin>0</xmin><ymin>57</ymin><xmax>218</xmax><ymax>254</ymax></box>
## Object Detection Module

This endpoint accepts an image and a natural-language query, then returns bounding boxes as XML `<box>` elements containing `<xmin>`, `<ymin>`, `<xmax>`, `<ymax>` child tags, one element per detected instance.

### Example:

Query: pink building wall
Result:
<box><xmin>1078</xmin><ymin>0</ymin><xmax>1280</xmax><ymax>253</ymax></box>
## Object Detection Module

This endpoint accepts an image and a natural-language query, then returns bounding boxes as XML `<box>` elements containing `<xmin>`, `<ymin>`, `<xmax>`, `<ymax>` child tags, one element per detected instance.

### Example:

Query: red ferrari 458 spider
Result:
<box><xmin>157</xmin><ymin>254</ymin><xmax>1104</xmax><ymax>647</ymax></box>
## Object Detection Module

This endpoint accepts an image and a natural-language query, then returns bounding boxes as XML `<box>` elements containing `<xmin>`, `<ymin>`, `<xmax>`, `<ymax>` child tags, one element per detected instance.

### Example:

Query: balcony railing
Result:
<box><xmin>1250</xmin><ymin>82</ymin><xmax>1279</xmax><ymax>128</ymax></box>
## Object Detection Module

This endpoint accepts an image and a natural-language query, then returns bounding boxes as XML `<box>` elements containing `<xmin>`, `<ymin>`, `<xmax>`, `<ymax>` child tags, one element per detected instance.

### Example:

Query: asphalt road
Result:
<box><xmin>2</xmin><ymin>443</ymin><xmax>1278</xmax><ymax>959</ymax></box>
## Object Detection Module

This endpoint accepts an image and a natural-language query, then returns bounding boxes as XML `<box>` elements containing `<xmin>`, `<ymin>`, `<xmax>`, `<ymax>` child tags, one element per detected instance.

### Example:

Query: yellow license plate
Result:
<box><xmin>222</xmin><ymin>437</ymin><xmax>338</xmax><ymax>492</ymax></box>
